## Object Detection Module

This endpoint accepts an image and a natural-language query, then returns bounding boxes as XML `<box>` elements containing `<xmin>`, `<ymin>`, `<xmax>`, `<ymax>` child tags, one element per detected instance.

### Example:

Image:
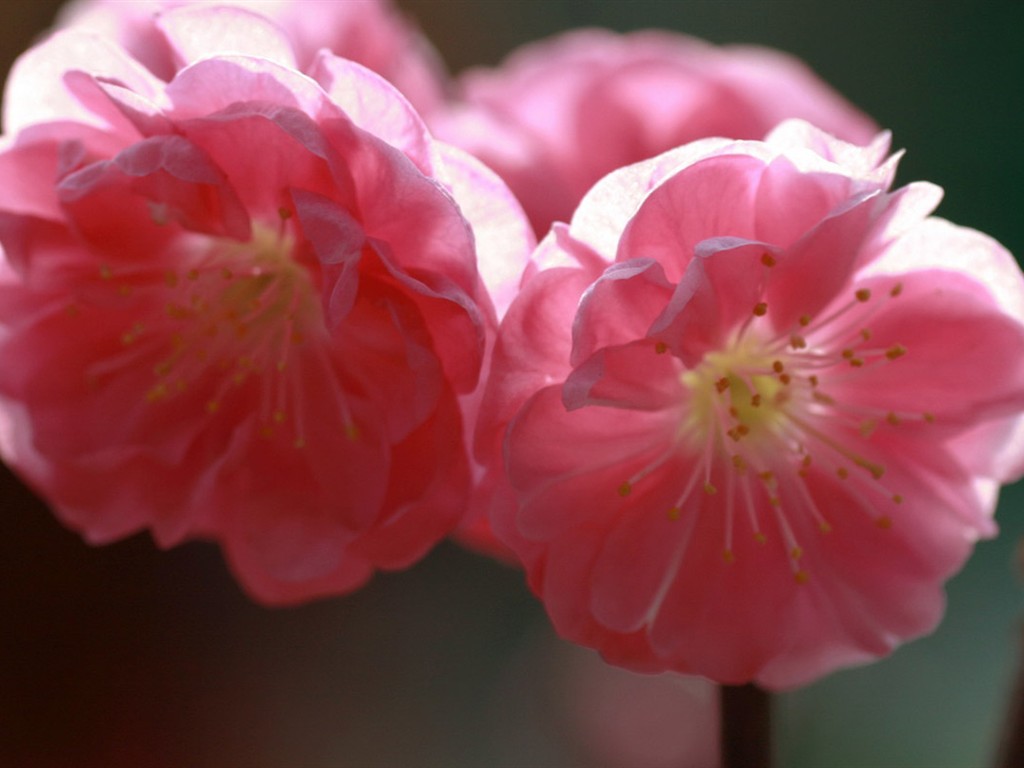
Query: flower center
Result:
<box><xmin>680</xmin><ymin>337</ymin><xmax>790</xmax><ymax>449</ymax></box>
<box><xmin>83</xmin><ymin>217</ymin><xmax>353</xmax><ymax>447</ymax></box>
<box><xmin>618</xmin><ymin>272</ymin><xmax>934</xmax><ymax>583</ymax></box>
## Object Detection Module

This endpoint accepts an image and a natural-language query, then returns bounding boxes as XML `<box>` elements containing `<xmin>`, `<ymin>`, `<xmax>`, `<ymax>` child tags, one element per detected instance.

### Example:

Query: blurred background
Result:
<box><xmin>1</xmin><ymin>1</ymin><xmax>1022</xmax><ymax>766</ymax></box>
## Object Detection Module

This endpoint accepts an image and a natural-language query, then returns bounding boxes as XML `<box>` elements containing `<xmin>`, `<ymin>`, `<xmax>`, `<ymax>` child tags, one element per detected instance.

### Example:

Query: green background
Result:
<box><xmin>1</xmin><ymin>1</ymin><xmax>1022</xmax><ymax>766</ymax></box>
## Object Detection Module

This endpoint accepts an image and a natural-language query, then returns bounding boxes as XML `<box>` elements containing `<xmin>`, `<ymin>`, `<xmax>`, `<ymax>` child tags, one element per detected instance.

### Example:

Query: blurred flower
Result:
<box><xmin>56</xmin><ymin>0</ymin><xmax>449</xmax><ymax>112</ymax></box>
<box><xmin>432</xmin><ymin>29</ymin><xmax>878</xmax><ymax>238</ymax></box>
<box><xmin>477</xmin><ymin>120</ymin><xmax>1024</xmax><ymax>687</ymax></box>
<box><xmin>0</xmin><ymin>7</ymin><xmax>532</xmax><ymax>604</ymax></box>
<box><xmin>489</xmin><ymin>630</ymin><xmax>718</xmax><ymax>768</ymax></box>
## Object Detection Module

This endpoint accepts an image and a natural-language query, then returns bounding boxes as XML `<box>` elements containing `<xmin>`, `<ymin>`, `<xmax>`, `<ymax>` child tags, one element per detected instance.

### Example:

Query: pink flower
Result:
<box><xmin>432</xmin><ymin>29</ymin><xmax>879</xmax><ymax>238</ymax></box>
<box><xmin>0</xmin><ymin>10</ymin><xmax>532</xmax><ymax>604</ymax></box>
<box><xmin>478</xmin><ymin>121</ymin><xmax>1024</xmax><ymax>688</ymax></box>
<box><xmin>57</xmin><ymin>0</ymin><xmax>448</xmax><ymax>112</ymax></box>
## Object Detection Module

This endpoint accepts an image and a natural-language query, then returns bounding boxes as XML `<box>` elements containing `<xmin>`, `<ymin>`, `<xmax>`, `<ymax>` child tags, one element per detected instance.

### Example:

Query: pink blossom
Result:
<box><xmin>432</xmin><ymin>29</ymin><xmax>879</xmax><ymax>238</ymax></box>
<box><xmin>0</xmin><ymin>10</ymin><xmax>532</xmax><ymax>604</ymax></box>
<box><xmin>477</xmin><ymin>121</ymin><xmax>1024</xmax><ymax>688</ymax></box>
<box><xmin>56</xmin><ymin>0</ymin><xmax>448</xmax><ymax>112</ymax></box>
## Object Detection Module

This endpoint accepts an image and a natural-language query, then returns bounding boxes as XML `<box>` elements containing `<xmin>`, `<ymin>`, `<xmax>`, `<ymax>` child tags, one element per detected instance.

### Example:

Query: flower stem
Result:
<box><xmin>720</xmin><ymin>683</ymin><xmax>773</xmax><ymax>768</ymax></box>
<box><xmin>995</xmin><ymin>619</ymin><xmax>1024</xmax><ymax>767</ymax></box>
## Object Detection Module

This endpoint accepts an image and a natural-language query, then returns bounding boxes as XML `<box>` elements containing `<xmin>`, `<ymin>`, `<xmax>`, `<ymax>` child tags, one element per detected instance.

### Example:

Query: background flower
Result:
<box><xmin>431</xmin><ymin>28</ymin><xmax>877</xmax><ymax>238</ymax></box>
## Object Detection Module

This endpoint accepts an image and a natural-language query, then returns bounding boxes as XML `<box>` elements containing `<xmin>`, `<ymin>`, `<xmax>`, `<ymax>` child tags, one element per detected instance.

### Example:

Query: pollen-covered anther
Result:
<box><xmin>703</xmin><ymin>482</ymin><xmax>717</xmax><ymax>495</ymax></box>
<box><xmin>667</xmin><ymin>507</ymin><xmax>681</xmax><ymax>521</ymax></box>
<box><xmin>890</xmin><ymin>282</ymin><xmax>904</xmax><ymax>297</ymax></box>
<box><xmin>654</xmin><ymin>341</ymin><xmax>668</xmax><ymax>354</ymax></box>
<box><xmin>722</xmin><ymin>549</ymin><xmax>736</xmax><ymax>563</ymax></box>
<box><xmin>855</xmin><ymin>288</ymin><xmax>871</xmax><ymax>302</ymax></box>
<box><xmin>753</xmin><ymin>302</ymin><xmax>768</xmax><ymax>317</ymax></box>
<box><xmin>715</xmin><ymin>377</ymin><xmax>730</xmax><ymax>393</ymax></box>
<box><xmin>794</xmin><ymin>570</ymin><xmax>810</xmax><ymax>584</ymax></box>
<box><xmin>760</xmin><ymin>253</ymin><xmax>777</xmax><ymax>268</ymax></box>
<box><xmin>790</xmin><ymin>334</ymin><xmax>807</xmax><ymax>349</ymax></box>
<box><xmin>617</xmin><ymin>481</ymin><xmax>632</xmax><ymax>497</ymax></box>
<box><xmin>876</xmin><ymin>516</ymin><xmax>893</xmax><ymax>529</ymax></box>
<box><xmin>885</xmin><ymin>344</ymin><xmax>907</xmax><ymax>360</ymax></box>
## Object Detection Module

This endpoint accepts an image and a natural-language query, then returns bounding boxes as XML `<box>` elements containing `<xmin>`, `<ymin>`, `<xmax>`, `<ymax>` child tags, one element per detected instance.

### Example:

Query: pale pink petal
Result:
<box><xmin>3</xmin><ymin>30</ymin><xmax>165</xmax><ymax>137</ymax></box>
<box><xmin>434</xmin><ymin>142</ymin><xmax>536</xmax><ymax>319</ymax></box>
<box><xmin>155</xmin><ymin>5</ymin><xmax>298</xmax><ymax>71</ymax></box>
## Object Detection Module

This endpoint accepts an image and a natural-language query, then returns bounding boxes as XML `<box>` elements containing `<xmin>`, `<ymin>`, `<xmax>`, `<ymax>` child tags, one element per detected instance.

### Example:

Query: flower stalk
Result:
<box><xmin>720</xmin><ymin>683</ymin><xmax>773</xmax><ymax>768</ymax></box>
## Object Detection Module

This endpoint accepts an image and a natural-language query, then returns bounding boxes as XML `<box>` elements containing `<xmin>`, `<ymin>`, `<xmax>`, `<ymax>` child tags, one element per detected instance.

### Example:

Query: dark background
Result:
<box><xmin>1</xmin><ymin>1</ymin><xmax>1022</xmax><ymax>766</ymax></box>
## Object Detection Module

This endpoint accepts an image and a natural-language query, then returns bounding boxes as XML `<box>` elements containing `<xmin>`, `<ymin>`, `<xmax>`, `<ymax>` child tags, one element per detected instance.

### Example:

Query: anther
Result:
<box><xmin>790</xmin><ymin>334</ymin><xmax>807</xmax><ymax>349</ymax></box>
<box><xmin>722</xmin><ymin>549</ymin><xmax>736</xmax><ymax>563</ymax></box>
<box><xmin>885</xmin><ymin>344</ymin><xmax>907</xmax><ymax>360</ymax></box>
<box><xmin>703</xmin><ymin>482</ymin><xmax>717</xmax><ymax>495</ymax></box>
<box><xmin>654</xmin><ymin>341</ymin><xmax>668</xmax><ymax>354</ymax></box>
<box><xmin>617</xmin><ymin>481</ymin><xmax>632</xmax><ymax>497</ymax></box>
<box><xmin>760</xmin><ymin>253</ymin><xmax>777</xmax><ymax>268</ymax></box>
<box><xmin>753</xmin><ymin>302</ymin><xmax>768</xmax><ymax>317</ymax></box>
<box><xmin>715</xmin><ymin>377</ymin><xmax>730</xmax><ymax>393</ymax></box>
<box><xmin>855</xmin><ymin>288</ymin><xmax>871</xmax><ymax>302</ymax></box>
<box><xmin>890</xmin><ymin>283</ymin><xmax>903</xmax><ymax>297</ymax></box>
<box><xmin>794</xmin><ymin>570</ymin><xmax>810</xmax><ymax>585</ymax></box>
<box><xmin>667</xmin><ymin>507</ymin><xmax>681</xmax><ymax>521</ymax></box>
<box><xmin>799</xmin><ymin>314</ymin><xmax>811</xmax><ymax>327</ymax></box>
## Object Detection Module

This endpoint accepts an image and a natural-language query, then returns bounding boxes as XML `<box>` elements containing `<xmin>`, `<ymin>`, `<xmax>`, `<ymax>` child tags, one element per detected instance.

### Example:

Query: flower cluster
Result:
<box><xmin>0</xmin><ymin>0</ymin><xmax>1021</xmax><ymax>688</ymax></box>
